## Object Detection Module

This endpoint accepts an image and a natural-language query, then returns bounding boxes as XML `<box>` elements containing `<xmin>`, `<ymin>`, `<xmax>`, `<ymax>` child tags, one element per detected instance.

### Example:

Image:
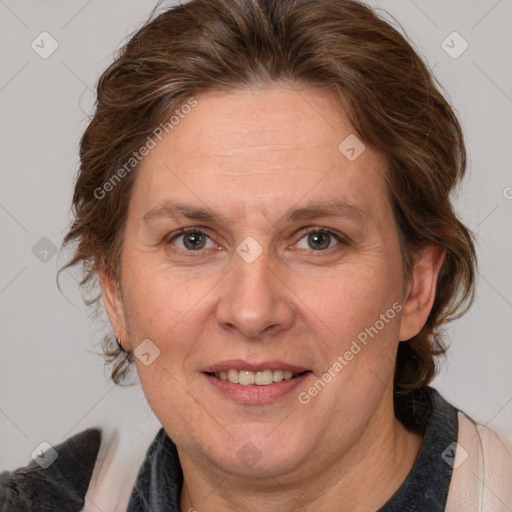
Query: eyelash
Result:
<box><xmin>165</xmin><ymin>226</ymin><xmax>348</xmax><ymax>255</ymax></box>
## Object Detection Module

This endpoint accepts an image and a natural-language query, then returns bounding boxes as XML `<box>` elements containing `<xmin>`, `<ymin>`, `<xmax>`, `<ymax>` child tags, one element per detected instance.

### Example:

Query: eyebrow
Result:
<box><xmin>142</xmin><ymin>199</ymin><xmax>366</xmax><ymax>225</ymax></box>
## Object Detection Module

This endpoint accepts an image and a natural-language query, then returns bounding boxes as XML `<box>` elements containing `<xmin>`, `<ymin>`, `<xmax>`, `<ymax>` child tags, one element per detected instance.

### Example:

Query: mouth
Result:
<box><xmin>202</xmin><ymin>362</ymin><xmax>313</xmax><ymax>404</ymax></box>
<box><xmin>205</xmin><ymin>369</ymin><xmax>311</xmax><ymax>386</ymax></box>
<box><xmin>202</xmin><ymin>360</ymin><xmax>313</xmax><ymax>403</ymax></box>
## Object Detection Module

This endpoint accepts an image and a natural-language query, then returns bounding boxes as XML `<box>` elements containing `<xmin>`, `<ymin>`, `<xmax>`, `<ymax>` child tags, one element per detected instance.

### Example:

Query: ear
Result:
<box><xmin>98</xmin><ymin>268</ymin><xmax>129</xmax><ymax>349</ymax></box>
<box><xmin>399</xmin><ymin>245</ymin><xmax>445</xmax><ymax>342</ymax></box>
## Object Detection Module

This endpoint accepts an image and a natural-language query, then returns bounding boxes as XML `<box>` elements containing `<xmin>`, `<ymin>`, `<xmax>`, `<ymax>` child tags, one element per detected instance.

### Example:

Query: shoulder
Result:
<box><xmin>0</xmin><ymin>424</ymin><xmax>158</xmax><ymax>512</ymax></box>
<box><xmin>446</xmin><ymin>410</ymin><xmax>512</xmax><ymax>512</ymax></box>
<box><xmin>0</xmin><ymin>428</ymin><xmax>101</xmax><ymax>512</ymax></box>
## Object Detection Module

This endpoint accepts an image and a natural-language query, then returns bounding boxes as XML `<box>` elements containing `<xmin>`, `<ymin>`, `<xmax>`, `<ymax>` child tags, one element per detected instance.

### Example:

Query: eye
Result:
<box><xmin>295</xmin><ymin>228</ymin><xmax>345</xmax><ymax>251</ymax></box>
<box><xmin>168</xmin><ymin>229</ymin><xmax>216</xmax><ymax>251</ymax></box>
<box><xmin>166</xmin><ymin>227</ymin><xmax>346</xmax><ymax>254</ymax></box>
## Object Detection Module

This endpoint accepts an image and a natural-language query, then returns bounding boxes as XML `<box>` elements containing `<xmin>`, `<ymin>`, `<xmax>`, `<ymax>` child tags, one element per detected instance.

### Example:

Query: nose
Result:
<box><xmin>215</xmin><ymin>247</ymin><xmax>295</xmax><ymax>339</ymax></box>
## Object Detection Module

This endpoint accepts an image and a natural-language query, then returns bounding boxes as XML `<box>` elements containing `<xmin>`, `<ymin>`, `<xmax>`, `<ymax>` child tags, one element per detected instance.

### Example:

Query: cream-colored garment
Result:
<box><xmin>84</xmin><ymin>424</ymin><xmax>159</xmax><ymax>512</ymax></box>
<box><xmin>446</xmin><ymin>411</ymin><xmax>512</xmax><ymax>512</ymax></box>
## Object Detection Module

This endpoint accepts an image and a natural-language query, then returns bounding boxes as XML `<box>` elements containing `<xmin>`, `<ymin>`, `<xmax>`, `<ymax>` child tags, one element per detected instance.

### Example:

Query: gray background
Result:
<box><xmin>1</xmin><ymin>0</ymin><xmax>511</xmax><ymax>473</ymax></box>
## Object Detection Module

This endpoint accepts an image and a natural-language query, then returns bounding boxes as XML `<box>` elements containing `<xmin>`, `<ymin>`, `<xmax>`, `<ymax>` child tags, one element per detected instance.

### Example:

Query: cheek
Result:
<box><xmin>122</xmin><ymin>259</ymin><xmax>209</xmax><ymax>340</ymax></box>
<box><xmin>311</xmin><ymin>262</ymin><xmax>401</xmax><ymax>339</ymax></box>
<box><xmin>305</xmin><ymin>258</ymin><xmax>403</xmax><ymax>397</ymax></box>
<box><xmin>120</xmin><ymin>267</ymin><xmax>215</xmax><ymax>438</ymax></box>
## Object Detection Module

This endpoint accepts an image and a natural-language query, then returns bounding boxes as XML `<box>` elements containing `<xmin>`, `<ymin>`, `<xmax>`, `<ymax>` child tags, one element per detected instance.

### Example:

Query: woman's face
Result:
<box><xmin>102</xmin><ymin>85</ymin><xmax>437</xmax><ymax>480</ymax></box>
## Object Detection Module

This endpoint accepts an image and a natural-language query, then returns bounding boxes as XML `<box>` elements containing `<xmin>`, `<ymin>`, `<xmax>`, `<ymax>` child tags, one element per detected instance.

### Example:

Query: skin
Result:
<box><xmin>100</xmin><ymin>85</ymin><xmax>445</xmax><ymax>511</ymax></box>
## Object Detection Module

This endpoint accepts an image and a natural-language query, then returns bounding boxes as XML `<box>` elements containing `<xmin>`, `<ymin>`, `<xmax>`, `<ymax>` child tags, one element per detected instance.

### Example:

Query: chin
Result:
<box><xmin>203</xmin><ymin>427</ymin><xmax>309</xmax><ymax>478</ymax></box>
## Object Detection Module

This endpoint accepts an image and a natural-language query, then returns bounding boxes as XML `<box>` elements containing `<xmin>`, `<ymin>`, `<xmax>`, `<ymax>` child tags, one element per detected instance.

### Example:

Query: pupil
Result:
<box><xmin>184</xmin><ymin>233</ymin><xmax>205</xmax><ymax>250</ymax></box>
<box><xmin>309</xmin><ymin>232</ymin><xmax>330</xmax><ymax>250</ymax></box>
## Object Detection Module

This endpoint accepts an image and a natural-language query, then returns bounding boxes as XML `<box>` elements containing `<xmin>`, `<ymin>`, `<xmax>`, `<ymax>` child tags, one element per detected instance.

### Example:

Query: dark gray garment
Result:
<box><xmin>127</xmin><ymin>386</ymin><xmax>458</xmax><ymax>511</ymax></box>
<box><xmin>0</xmin><ymin>428</ymin><xmax>101</xmax><ymax>512</ymax></box>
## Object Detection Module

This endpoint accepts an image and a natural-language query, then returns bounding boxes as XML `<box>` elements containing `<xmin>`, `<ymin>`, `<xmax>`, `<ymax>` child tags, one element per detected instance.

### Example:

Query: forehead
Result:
<box><xmin>133</xmin><ymin>85</ymin><xmax>390</xmax><ymax>221</ymax></box>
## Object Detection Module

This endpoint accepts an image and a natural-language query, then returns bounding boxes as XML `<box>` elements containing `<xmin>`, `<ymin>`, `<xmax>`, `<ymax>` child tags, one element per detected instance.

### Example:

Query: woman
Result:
<box><xmin>2</xmin><ymin>0</ymin><xmax>511</xmax><ymax>510</ymax></box>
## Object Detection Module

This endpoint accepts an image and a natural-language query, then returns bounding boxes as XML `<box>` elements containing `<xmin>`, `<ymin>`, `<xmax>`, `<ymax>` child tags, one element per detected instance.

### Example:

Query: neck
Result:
<box><xmin>179</xmin><ymin>394</ymin><xmax>422</xmax><ymax>512</ymax></box>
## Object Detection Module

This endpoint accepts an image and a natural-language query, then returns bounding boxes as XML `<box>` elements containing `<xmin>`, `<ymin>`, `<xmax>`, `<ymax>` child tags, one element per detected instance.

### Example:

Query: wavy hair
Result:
<box><xmin>60</xmin><ymin>0</ymin><xmax>477</xmax><ymax>392</ymax></box>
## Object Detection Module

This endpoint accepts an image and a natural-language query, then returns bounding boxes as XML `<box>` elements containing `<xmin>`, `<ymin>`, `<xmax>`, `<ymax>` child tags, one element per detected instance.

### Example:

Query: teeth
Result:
<box><xmin>213</xmin><ymin>369</ymin><xmax>302</xmax><ymax>386</ymax></box>
<box><xmin>227</xmin><ymin>369</ymin><xmax>239</xmax><ymax>384</ymax></box>
<box><xmin>239</xmin><ymin>370</ymin><xmax>254</xmax><ymax>385</ymax></box>
<box><xmin>272</xmin><ymin>369</ymin><xmax>284</xmax><ymax>382</ymax></box>
<box><xmin>254</xmin><ymin>369</ymin><xmax>273</xmax><ymax>385</ymax></box>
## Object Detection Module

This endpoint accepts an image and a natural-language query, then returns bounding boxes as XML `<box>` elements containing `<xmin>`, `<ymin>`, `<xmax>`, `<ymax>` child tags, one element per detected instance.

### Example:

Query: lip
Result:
<box><xmin>203</xmin><ymin>371</ymin><xmax>312</xmax><ymax>404</ymax></box>
<box><xmin>202</xmin><ymin>359</ymin><xmax>310</xmax><ymax>374</ymax></box>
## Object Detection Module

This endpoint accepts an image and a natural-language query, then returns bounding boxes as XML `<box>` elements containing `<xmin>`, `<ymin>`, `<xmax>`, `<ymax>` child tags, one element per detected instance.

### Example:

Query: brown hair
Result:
<box><xmin>60</xmin><ymin>0</ymin><xmax>476</xmax><ymax>392</ymax></box>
